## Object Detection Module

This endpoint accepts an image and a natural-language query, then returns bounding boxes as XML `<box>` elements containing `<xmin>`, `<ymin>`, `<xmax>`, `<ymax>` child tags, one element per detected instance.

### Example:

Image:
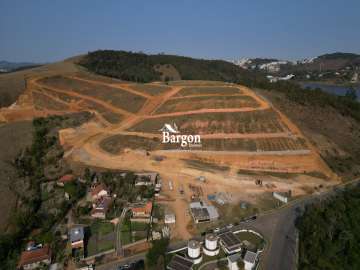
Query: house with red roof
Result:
<box><xmin>57</xmin><ymin>174</ymin><xmax>75</xmax><ymax>187</ymax></box>
<box><xmin>130</xmin><ymin>201</ymin><xmax>153</xmax><ymax>219</ymax></box>
<box><xmin>17</xmin><ymin>244</ymin><xmax>51</xmax><ymax>270</ymax></box>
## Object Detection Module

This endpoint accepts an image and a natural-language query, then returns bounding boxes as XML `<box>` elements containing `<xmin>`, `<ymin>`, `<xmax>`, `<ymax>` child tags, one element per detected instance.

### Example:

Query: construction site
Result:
<box><xmin>0</xmin><ymin>59</ymin><xmax>340</xmax><ymax>239</ymax></box>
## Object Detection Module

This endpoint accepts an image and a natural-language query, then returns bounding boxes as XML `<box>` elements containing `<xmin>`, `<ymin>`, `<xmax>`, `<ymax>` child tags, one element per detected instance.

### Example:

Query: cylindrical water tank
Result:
<box><xmin>205</xmin><ymin>234</ymin><xmax>218</xmax><ymax>250</ymax></box>
<box><xmin>188</xmin><ymin>240</ymin><xmax>201</xmax><ymax>258</ymax></box>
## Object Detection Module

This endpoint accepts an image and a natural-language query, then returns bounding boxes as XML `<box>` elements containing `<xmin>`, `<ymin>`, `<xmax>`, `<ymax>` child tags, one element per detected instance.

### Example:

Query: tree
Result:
<box><xmin>145</xmin><ymin>238</ymin><xmax>169</xmax><ymax>269</ymax></box>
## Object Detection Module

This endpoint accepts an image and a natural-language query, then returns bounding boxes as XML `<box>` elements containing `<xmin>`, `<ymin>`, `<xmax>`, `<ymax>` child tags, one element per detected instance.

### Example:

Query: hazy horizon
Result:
<box><xmin>1</xmin><ymin>0</ymin><xmax>359</xmax><ymax>63</ymax></box>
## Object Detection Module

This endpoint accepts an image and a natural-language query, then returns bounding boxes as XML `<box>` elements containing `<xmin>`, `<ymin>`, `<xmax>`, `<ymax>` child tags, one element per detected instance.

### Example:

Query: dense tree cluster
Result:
<box><xmin>78</xmin><ymin>50</ymin><xmax>263</xmax><ymax>84</ymax></box>
<box><xmin>297</xmin><ymin>185</ymin><xmax>360</xmax><ymax>270</ymax></box>
<box><xmin>0</xmin><ymin>114</ymin><xmax>89</xmax><ymax>269</ymax></box>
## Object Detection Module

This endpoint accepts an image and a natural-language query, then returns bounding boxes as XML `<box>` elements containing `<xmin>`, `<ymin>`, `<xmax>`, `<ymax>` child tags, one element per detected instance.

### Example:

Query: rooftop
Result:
<box><xmin>228</xmin><ymin>253</ymin><xmax>242</xmax><ymax>263</ymax></box>
<box><xmin>167</xmin><ymin>255</ymin><xmax>194</xmax><ymax>270</ymax></box>
<box><xmin>58</xmin><ymin>174</ymin><xmax>75</xmax><ymax>183</ymax></box>
<box><xmin>69</xmin><ymin>226</ymin><xmax>84</xmax><ymax>242</ymax></box>
<box><xmin>18</xmin><ymin>244</ymin><xmax>51</xmax><ymax>268</ymax></box>
<box><xmin>219</xmin><ymin>231</ymin><xmax>242</xmax><ymax>251</ymax></box>
<box><xmin>244</xmin><ymin>250</ymin><xmax>257</xmax><ymax>264</ymax></box>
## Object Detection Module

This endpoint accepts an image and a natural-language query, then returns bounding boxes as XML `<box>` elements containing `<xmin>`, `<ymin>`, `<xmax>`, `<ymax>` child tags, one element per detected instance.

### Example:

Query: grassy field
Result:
<box><xmin>40</xmin><ymin>76</ymin><xmax>147</xmax><ymax>113</ymax></box>
<box><xmin>129</xmin><ymin>109</ymin><xmax>287</xmax><ymax>134</ymax></box>
<box><xmin>120</xmin><ymin>216</ymin><xmax>149</xmax><ymax>245</ymax></box>
<box><xmin>87</xmin><ymin>221</ymin><xmax>115</xmax><ymax>256</ymax></box>
<box><xmin>154</xmin><ymin>95</ymin><xmax>259</xmax><ymax>114</ymax></box>
<box><xmin>174</xmin><ymin>86</ymin><xmax>243</xmax><ymax>96</ymax></box>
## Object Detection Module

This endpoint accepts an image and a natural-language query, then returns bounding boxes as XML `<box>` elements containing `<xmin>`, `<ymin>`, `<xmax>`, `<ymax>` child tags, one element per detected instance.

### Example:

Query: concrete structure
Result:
<box><xmin>187</xmin><ymin>240</ymin><xmax>202</xmax><ymax>265</ymax></box>
<box><xmin>219</xmin><ymin>231</ymin><xmax>242</xmax><ymax>254</ymax></box>
<box><xmin>244</xmin><ymin>250</ymin><xmax>257</xmax><ymax>270</ymax></box>
<box><xmin>273</xmin><ymin>191</ymin><xmax>291</xmax><ymax>203</ymax></box>
<box><xmin>17</xmin><ymin>244</ymin><xmax>51</xmax><ymax>270</ymax></box>
<box><xmin>203</xmin><ymin>233</ymin><xmax>219</xmax><ymax>256</ymax></box>
<box><xmin>227</xmin><ymin>253</ymin><xmax>242</xmax><ymax>270</ymax></box>
<box><xmin>167</xmin><ymin>255</ymin><xmax>193</xmax><ymax>270</ymax></box>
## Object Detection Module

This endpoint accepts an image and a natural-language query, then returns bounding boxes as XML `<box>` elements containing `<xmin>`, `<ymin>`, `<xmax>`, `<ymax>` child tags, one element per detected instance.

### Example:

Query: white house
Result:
<box><xmin>164</xmin><ymin>213</ymin><xmax>176</xmax><ymax>224</ymax></box>
<box><xmin>273</xmin><ymin>191</ymin><xmax>291</xmax><ymax>203</ymax></box>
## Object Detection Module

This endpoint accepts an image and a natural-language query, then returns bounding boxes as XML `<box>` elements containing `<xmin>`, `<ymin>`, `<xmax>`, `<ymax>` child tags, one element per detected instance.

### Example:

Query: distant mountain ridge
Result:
<box><xmin>0</xmin><ymin>60</ymin><xmax>40</xmax><ymax>72</ymax></box>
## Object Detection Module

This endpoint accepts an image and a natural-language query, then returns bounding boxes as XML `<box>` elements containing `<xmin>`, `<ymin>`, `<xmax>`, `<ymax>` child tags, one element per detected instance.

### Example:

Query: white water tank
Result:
<box><xmin>205</xmin><ymin>233</ymin><xmax>218</xmax><ymax>250</ymax></box>
<box><xmin>188</xmin><ymin>240</ymin><xmax>201</xmax><ymax>259</ymax></box>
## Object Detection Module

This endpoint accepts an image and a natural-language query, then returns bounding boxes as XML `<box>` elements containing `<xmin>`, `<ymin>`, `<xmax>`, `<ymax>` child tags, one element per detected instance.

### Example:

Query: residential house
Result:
<box><xmin>57</xmin><ymin>174</ymin><xmax>75</xmax><ymax>187</ymax></box>
<box><xmin>91</xmin><ymin>196</ymin><xmax>112</xmax><ymax>219</ymax></box>
<box><xmin>17</xmin><ymin>244</ymin><xmax>51</xmax><ymax>270</ymax></box>
<box><xmin>90</xmin><ymin>183</ymin><xmax>109</xmax><ymax>201</ymax></box>
<box><xmin>131</xmin><ymin>201</ymin><xmax>153</xmax><ymax>219</ymax></box>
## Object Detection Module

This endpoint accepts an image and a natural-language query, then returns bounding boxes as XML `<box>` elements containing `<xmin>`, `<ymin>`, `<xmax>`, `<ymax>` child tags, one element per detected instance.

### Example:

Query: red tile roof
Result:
<box><xmin>131</xmin><ymin>201</ymin><xmax>153</xmax><ymax>214</ymax></box>
<box><xmin>18</xmin><ymin>245</ymin><xmax>51</xmax><ymax>268</ymax></box>
<box><xmin>58</xmin><ymin>174</ymin><xmax>75</xmax><ymax>183</ymax></box>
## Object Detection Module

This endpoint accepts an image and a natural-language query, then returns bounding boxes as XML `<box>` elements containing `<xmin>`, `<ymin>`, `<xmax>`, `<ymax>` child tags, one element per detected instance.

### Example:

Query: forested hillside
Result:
<box><xmin>78</xmin><ymin>50</ymin><xmax>265</xmax><ymax>84</ymax></box>
<box><xmin>296</xmin><ymin>185</ymin><xmax>360</xmax><ymax>269</ymax></box>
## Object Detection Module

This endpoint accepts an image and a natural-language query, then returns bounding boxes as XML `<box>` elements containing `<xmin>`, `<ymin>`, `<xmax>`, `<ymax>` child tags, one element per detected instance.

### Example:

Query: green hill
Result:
<box><xmin>78</xmin><ymin>50</ymin><xmax>265</xmax><ymax>84</ymax></box>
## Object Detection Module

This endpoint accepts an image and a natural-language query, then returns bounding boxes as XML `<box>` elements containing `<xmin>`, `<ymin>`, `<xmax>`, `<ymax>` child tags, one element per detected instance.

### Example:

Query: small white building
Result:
<box><xmin>164</xmin><ymin>213</ymin><xmax>176</xmax><ymax>224</ymax></box>
<box><xmin>244</xmin><ymin>250</ymin><xmax>257</xmax><ymax>270</ymax></box>
<box><xmin>273</xmin><ymin>191</ymin><xmax>291</xmax><ymax>203</ymax></box>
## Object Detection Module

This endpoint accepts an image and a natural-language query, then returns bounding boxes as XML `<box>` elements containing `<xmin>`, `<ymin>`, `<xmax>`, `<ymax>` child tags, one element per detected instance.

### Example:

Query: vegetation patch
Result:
<box><xmin>296</xmin><ymin>185</ymin><xmax>360</xmax><ymax>269</ymax></box>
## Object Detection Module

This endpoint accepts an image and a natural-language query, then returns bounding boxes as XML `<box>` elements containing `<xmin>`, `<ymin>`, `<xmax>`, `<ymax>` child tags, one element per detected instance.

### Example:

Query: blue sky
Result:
<box><xmin>0</xmin><ymin>0</ymin><xmax>359</xmax><ymax>62</ymax></box>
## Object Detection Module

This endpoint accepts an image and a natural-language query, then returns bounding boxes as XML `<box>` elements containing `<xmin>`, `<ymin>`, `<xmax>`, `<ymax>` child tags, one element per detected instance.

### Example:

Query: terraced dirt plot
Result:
<box><xmin>129</xmin><ymin>109</ymin><xmax>288</xmax><ymax>134</ymax></box>
<box><xmin>39</xmin><ymin>76</ymin><xmax>146</xmax><ymax>113</ymax></box>
<box><xmin>154</xmin><ymin>95</ymin><xmax>260</xmax><ymax>114</ymax></box>
<box><xmin>174</xmin><ymin>86</ymin><xmax>243</xmax><ymax>97</ymax></box>
<box><xmin>99</xmin><ymin>134</ymin><xmax>307</xmax><ymax>153</ymax></box>
<box><xmin>130</xmin><ymin>83</ymin><xmax>172</xmax><ymax>96</ymax></box>
<box><xmin>32</xmin><ymin>91</ymin><xmax>69</xmax><ymax>111</ymax></box>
